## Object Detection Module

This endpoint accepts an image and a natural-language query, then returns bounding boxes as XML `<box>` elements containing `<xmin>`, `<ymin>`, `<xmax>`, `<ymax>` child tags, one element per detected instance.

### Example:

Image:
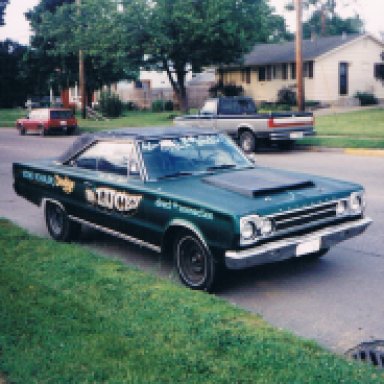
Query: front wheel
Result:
<box><xmin>45</xmin><ymin>201</ymin><xmax>81</xmax><ymax>242</ymax></box>
<box><xmin>239</xmin><ymin>130</ymin><xmax>256</xmax><ymax>153</ymax></box>
<box><xmin>174</xmin><ymin>232</ymin><xmax>217</xmax><ymax>291</ymax></box>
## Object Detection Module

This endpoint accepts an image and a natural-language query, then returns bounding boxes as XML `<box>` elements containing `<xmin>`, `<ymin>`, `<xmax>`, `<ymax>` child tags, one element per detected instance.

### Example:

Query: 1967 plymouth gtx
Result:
<box><xmin>13</xmin><ymin>127</ymin><xmax>372</xmax><ymax>291</ymax></box>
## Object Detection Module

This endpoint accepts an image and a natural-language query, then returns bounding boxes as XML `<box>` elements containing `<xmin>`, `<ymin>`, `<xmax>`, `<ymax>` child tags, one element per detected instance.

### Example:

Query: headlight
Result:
<box><xmin>259</xmin><ymin>218</ymin><xmax>274</xmax><ymax>236</ymax></box>
<box><xmin>336</xmin><ymin>200</ymin><xmax>347</xmax><ymax>216</ymax></box>
<box><xmin>240</xmin><ymin>215</ymin><xmax>274</xmax><ymax>245</ymax></box>
<box><xmin>241</xmin><ymin>220</ymin><xmax>256</xmax><ymax>240</ymax></box>
<box><xmin>349</xmin><ymin>192</ymin><xmax>365</xmax><ymax>214</ymax></box>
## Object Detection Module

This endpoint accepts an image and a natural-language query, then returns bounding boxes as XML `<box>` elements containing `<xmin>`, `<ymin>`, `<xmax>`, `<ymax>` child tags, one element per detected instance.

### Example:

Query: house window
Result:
<box><xmin>290</xmin><ymin>63</ymin><xmax>296</xmax><ymax>80</ymax></box>
<box><xmin>374</xmin><ymin>63</ymin><xmax>384</xmax><ymax>80</ymax></box>
<box><xmin>339</xmin><ymin>62</ymin><xmax>349</xmax><ymax>95</ymax></box>
<box><xmin>258</xmin><ymin>66</ymin><xmax>272</xmax><ymax>82</ymax></box>
<box><xmin>282</xmin><ymin>64</ymin><xmax>288</xmax><ymax>80</ymax></box>
<box><xmin>258</xmin><ymin>66</ymin><xmax>266</xmax><ymax>81</ymax></box>
<box><xmin>304</xmin><ymin>61</ymin><xmax>314</xmax><ymax>78</ymax></box>
<box><xmin>242</xmin><ymin>67</ymin><xmax>251</xmax><ymax>84</ymax></box>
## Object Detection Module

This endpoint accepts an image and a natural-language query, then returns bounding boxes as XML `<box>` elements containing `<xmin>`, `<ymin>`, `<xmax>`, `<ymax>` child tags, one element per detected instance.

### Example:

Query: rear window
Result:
<box><xmin>50</xmin><ymin>110</ymin><xmax>74</xmax><ymax>119</ymax></box>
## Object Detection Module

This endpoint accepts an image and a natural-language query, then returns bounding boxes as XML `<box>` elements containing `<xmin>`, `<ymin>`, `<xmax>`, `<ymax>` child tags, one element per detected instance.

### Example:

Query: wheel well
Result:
<box><xmin>238</xmin><ymin>126</ymin><xmax>253</xmax><ymax>137</ymax></box>
<box><xmin>161</xmin><ymin>224</ymin><xmax>207</xmax><ymax>258</ymax></box>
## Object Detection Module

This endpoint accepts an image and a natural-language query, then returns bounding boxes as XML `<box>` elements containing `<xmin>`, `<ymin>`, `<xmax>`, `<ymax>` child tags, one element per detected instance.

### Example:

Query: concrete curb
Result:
<box><xmin>298</xmin><ymin>145</ymin><xmax>384</xmax><ymax>157</ymax></box>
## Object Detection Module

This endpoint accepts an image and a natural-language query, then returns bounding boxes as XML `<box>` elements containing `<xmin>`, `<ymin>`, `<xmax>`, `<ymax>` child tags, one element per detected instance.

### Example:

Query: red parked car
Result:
<box><xmin>16</xmin><ymin>108</ymin><xmax>78</xmax><ymax>136</ymax></box>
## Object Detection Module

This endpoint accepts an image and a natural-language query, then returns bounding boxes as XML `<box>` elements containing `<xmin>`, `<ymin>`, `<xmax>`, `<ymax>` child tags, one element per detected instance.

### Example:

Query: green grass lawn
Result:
<box><xmin>2</xmin><ymin>107</ymin><xmax>384</xmax><ymax>148</ymax></box>
<box><xmin>1</xmin><ymin>219</ymin><xmax>383</xmax><ymax>383</ymax></box>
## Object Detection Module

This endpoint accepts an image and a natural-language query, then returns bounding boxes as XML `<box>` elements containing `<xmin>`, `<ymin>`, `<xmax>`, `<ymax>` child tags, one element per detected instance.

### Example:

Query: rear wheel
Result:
<box><xmin>239</xmin><ymin>130</ymin><xmax>256</xmax><ymax>153</ymax></box>
<box><xmin>173</xmin><ymin>232</ymin><xmax>217</xmax><ymax>291</ymax></box>
<box><xmin>39</xmin><ymin>125</ymin><xmax>47</xmax><ymax>136</ymax></box>
<box><xmin>18</xmin><ymin>124</ymin><xmax>26</xmax><ymax>135</ymax></box>
<box><xmin>45</xmin><ymin>201</ymin><xmax>81</xmax><ymax>242</ymax></box>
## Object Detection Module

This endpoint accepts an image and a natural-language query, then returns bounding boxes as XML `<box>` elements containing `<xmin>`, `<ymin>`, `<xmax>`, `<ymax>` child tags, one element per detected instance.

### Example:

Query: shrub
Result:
<box><xmin>277</xmin><ymin>87</ymin><xmax>297</xmax><ymax>106</ymax></box>
<box><xmin>124</xmin><ymin>101</ymin><xmax>139</xmax><ymax>111</ymax></box>
<box><xmin>209</xmin><ymin>81</ymin><xmax>244</xmax><ymax>97</ymax></box>
<box><xmin>99</xmin><ymin>91</ymin><xmax>123</xmax><ymax>117</ymax></box>
<box><xmin>354</xmin><ymin>92</ymin><xmax>378</xmax><ymax>106</ymax></box>
<box><xmin>151</xmin><ymin>100</ymin><xmax>174</xmax><ymax>112</ymax></box>
<box><xmin>164</xmin><ymin>100</ymin><xmax>174</xmax><ymax>111</ymax></box>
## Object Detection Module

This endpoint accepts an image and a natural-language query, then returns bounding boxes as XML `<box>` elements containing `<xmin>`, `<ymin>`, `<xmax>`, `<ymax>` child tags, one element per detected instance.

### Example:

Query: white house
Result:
<box><xmin>218</xmin><ymin>34</ymin><xmax>384</xmax><ymax>105</ymax></box>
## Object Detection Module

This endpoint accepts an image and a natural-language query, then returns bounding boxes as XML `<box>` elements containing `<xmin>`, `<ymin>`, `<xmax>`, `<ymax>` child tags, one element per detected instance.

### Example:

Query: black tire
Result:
<box><xmin>18</xmin><ymin>124</ymin><xmax>26</xmax><ymax>135</ymax></box>
<box><xmin>239</xmin><ymin>130</ymin><xmax>256</xmax><ymax>153</ymax></box>
<box><xmin>39</xmin><ymin>125</ymin><xmax>47</xmax><ymax>136</ymax></box>
<box><xmin>45</xmin><ymin>201</ymin><xmax>81</xmax><ymax>242</ymax></box>
<box><xmin>277</xmin><ymin>140</ymin><xmax>295</xmax><ymax>151</ymax></box>
<box><xmin>174</xmin><ymin>232</ymin><xmax>217</xmax><ymax>291</ymax></box>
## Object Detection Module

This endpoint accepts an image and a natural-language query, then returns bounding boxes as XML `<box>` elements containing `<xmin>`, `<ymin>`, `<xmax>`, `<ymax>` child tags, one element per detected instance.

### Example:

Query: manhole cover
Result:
<box><xmin>346</xmin><ymin>341</ymin><xmax>384</xmax><ymax>369</ymax></box>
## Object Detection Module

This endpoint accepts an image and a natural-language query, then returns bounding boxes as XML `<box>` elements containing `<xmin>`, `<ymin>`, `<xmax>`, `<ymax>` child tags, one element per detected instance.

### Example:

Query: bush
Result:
<box><xmin>209</xmin><ymin>81</ymin><xmax>244</xmax><ymax>97</ymax></box>
<box><xmin>123</xmin><ymin>101</ymin><xmax>139</xmax><ymax>111</ymax></box>
<box><xmin>151</xmin><ymin>100</ymin><xmax>174</xmax><ymax>112</ymax></box>
<box><xmin>277</xmin><ymin>87</ymin><xmax>297</xmax><ymax>106</ymax></box>
<box><xmin>354</xmin><ymin>92</ymin><xmax>378</xmax><ymax>106</ymax></box>
<box><xmin>99</xmin><ymin>91</ymin><xmax>123</xmax><ymax>117</ymax></box>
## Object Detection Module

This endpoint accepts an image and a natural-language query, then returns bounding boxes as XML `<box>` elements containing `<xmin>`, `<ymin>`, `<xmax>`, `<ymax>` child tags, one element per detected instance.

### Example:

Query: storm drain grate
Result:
<box><xmin>346</xmin><ymin>341</ymin><xmax>384</xmax><ymax>369</ymax></box>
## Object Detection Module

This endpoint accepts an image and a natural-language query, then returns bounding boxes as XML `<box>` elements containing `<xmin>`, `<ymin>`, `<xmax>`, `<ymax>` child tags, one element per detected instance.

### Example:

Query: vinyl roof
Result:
<box><xmin>57</xmin><ymin>126</ymin><xmax>216</xmax><ymax>163</ymax></box>
<box><xmin>237</xmin><ymin>34</ymin><xmax>362</xmax><ymax>67</ymax></box>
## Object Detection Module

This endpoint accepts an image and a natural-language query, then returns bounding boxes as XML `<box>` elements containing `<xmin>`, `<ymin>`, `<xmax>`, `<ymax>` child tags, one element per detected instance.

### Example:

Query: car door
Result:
<box><xmin>63</xmin><ymin>140</ymin><xmax>150</xmax><ymax>242</ymax></box>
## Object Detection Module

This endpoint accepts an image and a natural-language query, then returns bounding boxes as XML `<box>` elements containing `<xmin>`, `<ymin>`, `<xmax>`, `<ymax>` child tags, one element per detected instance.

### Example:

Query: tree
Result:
<box><xmin>123</xmin><ymin>0</ymin><xmax>285</xmax><ymax>111</ymax></box>
<box><xmin>32</xmin><ymin>0</ymin><xmax>288</xmax><ymax>112</ymax></box>
<box><xmin>286</xmin><ymin>0</ymin><xmax>363</xmax><ymax>38</ymax></box>
<box><xmin>0</xmin><ymin>0</ymin><xmax>8</xmax><ymax>26</ymax></box>
<box><xmin>0</xmin><ymin>40</ymin><xmax>31</xmax><ymax>107</ymax></box>
<box><xmin>27</xmin><ymin>0</ymin><xmax>137</xmax><ymax>108</ymax></box>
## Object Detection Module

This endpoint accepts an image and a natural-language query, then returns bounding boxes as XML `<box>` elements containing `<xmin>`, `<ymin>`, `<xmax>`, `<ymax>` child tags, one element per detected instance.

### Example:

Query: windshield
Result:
<box><xmin>139</xmin><ymin>134</ymin><xmax>252</xmax><ymax>180</ymax></box>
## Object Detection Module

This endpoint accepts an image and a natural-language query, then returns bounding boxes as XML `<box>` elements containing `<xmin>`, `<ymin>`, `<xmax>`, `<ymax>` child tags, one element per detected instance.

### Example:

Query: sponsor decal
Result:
<box><xmin>22</xmin><ymin>170</ymin><xmax>55</xmax><ymax>186</ymax></box>
<box><xmin>22</xmin><ymin>170</ymin><xmax>75</xmax><ymax>194</ymax></box>
<box><xmin>155</xmin><ymin>198</ymin><xmax>213</xmax><ymax>220</ymax></box>
<box><xmin>85</xmin><ymin>187</ymin><xmax>142</xmax><ymax>213</ymax></box>
<box><xmin>54</xmin><ymin>175</ymin><xmax>75</xmax><ymax>194</ymax></box>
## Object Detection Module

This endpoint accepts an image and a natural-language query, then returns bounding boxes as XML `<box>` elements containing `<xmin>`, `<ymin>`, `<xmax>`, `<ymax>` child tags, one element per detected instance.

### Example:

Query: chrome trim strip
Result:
<box><xmin>266</xmin><ymin>199</ymin><xmax>340</xmax><ymax>219</ymax></box>
<box><xmin>41</xmin><ymin>198</ymin><xmax>65</xmax><ymax>211</ymax></box>
<box><xmin>68</xmin><ymin>215</ymin><xmax>161</xmax><ymax>253</ymax></box>
<box><xmin>275</xmin><ymin>207</ymin><xmax>336</xmax><ymax>225</ymax></box>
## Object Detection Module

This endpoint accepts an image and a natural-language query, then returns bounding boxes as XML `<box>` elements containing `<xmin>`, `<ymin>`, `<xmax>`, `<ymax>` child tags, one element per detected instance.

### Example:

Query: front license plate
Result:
<box><xmin>296</xmin><ymin>238</ymin><xmax>321</xmax><ymax>257</ymax></box>
<box><xmin>290</xmin><ymin>132</ymin><xmax>304</xmax><ymax>139</ymax></box>
<box><xmin>60</xmin><ymin>120</ymin><xmax>67</xmax><ymax>126</ymax></box>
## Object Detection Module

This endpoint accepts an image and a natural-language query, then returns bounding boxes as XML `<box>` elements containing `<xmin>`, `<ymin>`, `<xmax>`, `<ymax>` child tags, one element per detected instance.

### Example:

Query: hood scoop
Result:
<box><xmin>203</xmin><ymin>169</ymin><xmax>315</xmax><ymax>197</ymax></box>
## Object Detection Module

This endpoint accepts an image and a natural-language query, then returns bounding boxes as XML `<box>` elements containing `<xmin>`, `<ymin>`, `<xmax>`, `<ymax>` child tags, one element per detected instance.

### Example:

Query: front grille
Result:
<box><xmin>270</xmin><ymin>201</ymin><xmax>338</xmax><ymax>233</ymax></box>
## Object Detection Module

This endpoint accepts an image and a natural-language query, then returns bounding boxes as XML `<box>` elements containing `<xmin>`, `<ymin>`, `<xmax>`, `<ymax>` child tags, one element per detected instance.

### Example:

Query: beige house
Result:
<box><xmin>218</xmin><ymin>34</ymin><xmax>384</xmax><ymax>105</ymax></box>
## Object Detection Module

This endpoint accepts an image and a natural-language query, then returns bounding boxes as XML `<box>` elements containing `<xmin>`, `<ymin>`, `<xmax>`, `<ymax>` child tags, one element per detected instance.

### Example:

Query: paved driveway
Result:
<box><xmin>1</xmin><ymin>128</ymin><xmax>383</xmax><ymax>353</ymax></box>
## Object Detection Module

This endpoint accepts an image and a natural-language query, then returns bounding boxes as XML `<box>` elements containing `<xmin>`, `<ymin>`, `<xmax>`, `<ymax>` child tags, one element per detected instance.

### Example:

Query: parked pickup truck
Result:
<box><xmin>174</xmin><ymin>96</ymin><xmax>315</xmax><ymax>152</ymax></box>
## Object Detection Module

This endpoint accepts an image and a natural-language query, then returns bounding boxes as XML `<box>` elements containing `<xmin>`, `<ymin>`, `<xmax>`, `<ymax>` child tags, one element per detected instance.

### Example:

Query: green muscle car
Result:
<box><xmin>13</xmin><ymin>127</ymin><xmax>372</xmax><ymax>291</ymax></box>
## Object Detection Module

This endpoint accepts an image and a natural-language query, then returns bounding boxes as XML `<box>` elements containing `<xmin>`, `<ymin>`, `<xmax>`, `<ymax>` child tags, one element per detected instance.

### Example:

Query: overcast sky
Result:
<box><xmin>0</xmin><ymin>0</ymin><xmax>383</xmax><ymax>45</ymax></box>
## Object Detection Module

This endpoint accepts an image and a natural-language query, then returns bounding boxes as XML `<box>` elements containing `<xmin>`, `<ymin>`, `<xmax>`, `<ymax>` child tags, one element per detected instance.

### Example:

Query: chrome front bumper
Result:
<box><xmin>225</xmin><ymin>217</ymin><xmax>372</xmax><ymax>270</ymax></box>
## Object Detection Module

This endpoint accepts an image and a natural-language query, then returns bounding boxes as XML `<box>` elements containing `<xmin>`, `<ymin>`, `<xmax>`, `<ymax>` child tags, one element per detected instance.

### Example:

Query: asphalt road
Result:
<box><xmin>1</xmin><ymin>127</ymin><xmax>383</xmax><ymax>354</ymax></box>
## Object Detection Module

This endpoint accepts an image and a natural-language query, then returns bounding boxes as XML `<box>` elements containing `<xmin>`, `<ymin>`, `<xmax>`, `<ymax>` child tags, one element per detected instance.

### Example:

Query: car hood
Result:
<box><xmin>203</xmin><ymin>168</ymin><xmax>314</xmax><ymax>197</ymax></box>
<box><xmin>150</xmin><ymin>167</ymin><xmax>362</xmax><ymax>217</ymax></box>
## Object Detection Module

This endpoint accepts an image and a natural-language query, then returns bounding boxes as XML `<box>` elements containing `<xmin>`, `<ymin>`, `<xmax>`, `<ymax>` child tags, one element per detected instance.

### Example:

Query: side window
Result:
<box><xmin>72</xmin><ymin>141</ymin><xmax>140</xmax><ymax>177</ymax></box>
<box><xmin>219</xmin><ymin>99</ymin><xmax>235</xmax><ymax>115</ymax></box>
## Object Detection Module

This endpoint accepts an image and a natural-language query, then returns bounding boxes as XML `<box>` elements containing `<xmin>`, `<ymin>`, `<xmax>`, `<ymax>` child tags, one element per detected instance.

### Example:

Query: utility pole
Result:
<box><xmin>295</xmin><ymin>0</ymin><xmax>304</xmax><ymax>111</ymax></box>
<box><xmin>76</xmin><ymin>0</ymin><xmax>86</xmax><ymax>119</ymax></box>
